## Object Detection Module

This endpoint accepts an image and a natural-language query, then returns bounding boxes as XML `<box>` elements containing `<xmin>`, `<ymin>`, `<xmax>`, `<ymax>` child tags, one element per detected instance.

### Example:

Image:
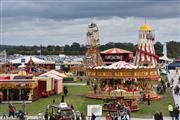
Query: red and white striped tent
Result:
<box><xmin>95</xmin><ymin>61</ymin><xmax>137</xmax><ymax>69</ymax></box>
<box><xmin>101</xmin><ymin>48</ymin><xmax>133</xmax><ymax>54</ymax></box>
<box><xmin>107</xmin><ymin>61</ymin><xmax>137</xmax><ymax>69</ymax></box>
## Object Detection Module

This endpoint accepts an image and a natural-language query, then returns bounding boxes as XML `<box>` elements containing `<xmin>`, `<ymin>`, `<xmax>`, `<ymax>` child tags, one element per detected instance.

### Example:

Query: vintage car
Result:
<box><xmin>48</xmin><ymin>103</ymin><xmax>76</xmax><ymax>120</ymax></box>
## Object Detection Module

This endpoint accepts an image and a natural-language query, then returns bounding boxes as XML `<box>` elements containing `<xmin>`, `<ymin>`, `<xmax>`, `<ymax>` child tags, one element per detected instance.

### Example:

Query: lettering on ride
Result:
<box><xmin>97</xmin><ymin>72</ymin><xmax>112</xmax><ymax>76</ymax></box>
<box><xmin>134</xmin><ymin>72</ymin><xmax>148</xmax><ymax>76</ymax></box>
<box><xmin>0</xmin><ymin>83</ymin><xmax>14</xmax><ymax>89</ymax></box>
<box><xmin>114</xmin><ymin>72</ymin><xmax>123</xmax><ymax>76</ymax></box>
<box><xmin>150</xmin><ymin>71</ymin><xmax>157</xmax><ymax>76</ymax></box>
<box><xmin>88</xmin><ymin>71</ymin><xmax>96</xmax><ymax>76</ymax></box>
<box><xmin>122</xmin><ymin>72</ymin><xmax>132</xmax><ymax>76</ymax></box>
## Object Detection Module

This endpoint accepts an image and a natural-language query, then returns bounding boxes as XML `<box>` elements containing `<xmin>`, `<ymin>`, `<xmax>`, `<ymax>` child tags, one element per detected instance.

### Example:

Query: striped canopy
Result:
<box><xmin>107</xmin><ymin>61</ymin><xmax>137</xmax><ymax>69</ymax></box>
<box><xmin>94</xmin><ymin>61</ymin><xmax>137</xmax><ymax>69</ymax></box>
<box><xmin>101</xmin><ymin>48</ymin><xmax>132</xmax><ymax>54</ymax></box>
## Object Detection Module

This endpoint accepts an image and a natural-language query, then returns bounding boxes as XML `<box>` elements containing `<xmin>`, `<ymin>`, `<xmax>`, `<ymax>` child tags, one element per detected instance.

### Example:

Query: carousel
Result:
<box><xmin>84</xmin><ymin>23</ymin><xmax>161</xmax><ymax>112</ymax></box>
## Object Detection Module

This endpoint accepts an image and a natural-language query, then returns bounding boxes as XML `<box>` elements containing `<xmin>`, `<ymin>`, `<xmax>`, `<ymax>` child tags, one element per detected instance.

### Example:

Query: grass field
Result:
<box><xmin>0</xmin><ymin>80</ymin><xmax>174</xmax><ymax>117</ymax></box>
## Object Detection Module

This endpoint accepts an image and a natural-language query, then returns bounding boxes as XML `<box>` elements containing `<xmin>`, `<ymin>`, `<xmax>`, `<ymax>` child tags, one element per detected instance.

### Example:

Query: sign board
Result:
<box><xmin>87</xmin><ymin>105</ymin><xmax>102</xmax><ymax>116</ymax></box>
<box><xmin>59</xmin><ymin>103</ymin><xmax>68</xmax><ymax>108</ymax></box>
<box><xmin>21</xmin><ymin>58</ymin><xmax>25</xmax><ymax>63</ymax></box>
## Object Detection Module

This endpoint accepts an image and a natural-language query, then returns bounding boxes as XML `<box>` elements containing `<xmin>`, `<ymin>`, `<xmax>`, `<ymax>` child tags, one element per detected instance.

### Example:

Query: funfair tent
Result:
<box><xmin>94</xmin><ymin>61</ymin><xmax>137</xmax><ymax>69</ymax></box>
<box><xmin>10</xmin><ymin>56</ymin><xmax>55</xmax><ymax>64</ymax></box>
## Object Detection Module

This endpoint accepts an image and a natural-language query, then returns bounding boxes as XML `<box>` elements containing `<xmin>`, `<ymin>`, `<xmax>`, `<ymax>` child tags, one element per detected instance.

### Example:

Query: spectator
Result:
<box><xmin>52</xmin><ymin>99</ymin><xmax>55</xmax><ymax>104</ymax></box>
<box><xmin>63</xmin><ymin>86</ymin><xmax>68</xmax><ymax>96</ymax></box>
<box><xmin>44</xmin><ymin>111</ymin><xmax>48</xmax><ymax>120</ymax></box>
<box><xmin>70</xmin><ymin>104</ymin><xmax>74</xmax><ymax>110</ymax></box>
<box><xmin>93</xmin><ymin>84</ymin><xmax>97</xmax><ymax>94</ymax></box>
<box><xmin>147</xmin><ymin>94</ymin><xmax>151</xmax><ymax>105</ymax></box>
<box><xmin>159</xmin><ymin>112</ymin><xmax>163</xmax><ymax>120</ymax></box>
<box><xmin>2</xmin><ymin>112</ymin><xmax>6</xmax><ymax>119</ymax></box>
<box><xmin>126</xmin><ymin>106</ymin><xmax>131</xmax><ymax>120</ymax></box>
<box><xmin>106</xmin><ymin>112</ymin><xmax>111</xmax><ymax>120</ymax></box>
<box><xmin>9</xmin><ymin>103</ymin><xmax>16</xmax><ymax>118</ymax></box>
<box><xmin>168</xmin><ymin>103</ymin><xmax>174</xmax><ymax>120</ymax></box>
<box><xmin>91</xmin><ymin>113</ymin><xmax>96</xmax><ymax>120</ymax></box>
<box><xmin>81</xmin><ymin>112</ymin><xmax>86</xmax><ymax>120</ymax></box>
<box><xmin>173</xmin><ymin>106</ymin><xmax>179</xmax><ymax>120</ymax></box>
<box><xmin>61</xmin><ymin>95</ymin><xmax>65</xmax><ymax>103</ymax></box>
<box><xmin>154</xmin><ymin>112</ymin><xmax>159</xmax><ymax>120</ymax></box>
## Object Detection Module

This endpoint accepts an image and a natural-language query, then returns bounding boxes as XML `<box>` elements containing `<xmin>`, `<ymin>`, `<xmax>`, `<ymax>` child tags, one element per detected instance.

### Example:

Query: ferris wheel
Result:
<box><xmin>0</xmin><ymin>50</ymin><xmax>7</xmax><ymax>63</ymax></box>
<box><xmin>86</xmin><ymin>23</ymin><xmax>100</xmax><ymax>47</ymax></box>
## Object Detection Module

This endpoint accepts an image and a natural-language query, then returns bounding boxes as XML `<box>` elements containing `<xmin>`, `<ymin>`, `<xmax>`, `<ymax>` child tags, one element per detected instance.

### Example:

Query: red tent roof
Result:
<box><xmin>0</xmin><ymin>76</ymin><xmax>10</xmax><ymax>79</ymax></box>
<box><xmin>101</xmin><ymin>48</ymin><xmax>133</xmax><ymax>54</ymax></box>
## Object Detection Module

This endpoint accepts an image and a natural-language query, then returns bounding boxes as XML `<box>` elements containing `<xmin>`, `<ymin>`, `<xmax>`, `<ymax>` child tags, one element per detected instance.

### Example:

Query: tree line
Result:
<box><xmin>0</xmin><ymin>41</ymin><xmax>179</xmax><ymax>58</ymax></box>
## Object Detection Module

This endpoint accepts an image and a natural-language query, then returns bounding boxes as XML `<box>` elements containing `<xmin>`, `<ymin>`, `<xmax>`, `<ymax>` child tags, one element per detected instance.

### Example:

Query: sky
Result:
<box><xmin>0</xmin><ymin>0</ymin><xmax>180</xmax><ymax>46</ymax></box>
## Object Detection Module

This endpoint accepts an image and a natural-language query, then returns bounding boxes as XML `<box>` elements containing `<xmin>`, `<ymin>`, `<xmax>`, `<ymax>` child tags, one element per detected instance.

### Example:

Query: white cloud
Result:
<box><xmin>1</xmin><ymin>17</ymin><xmax>179</xmax><ymax>46</ymax></box>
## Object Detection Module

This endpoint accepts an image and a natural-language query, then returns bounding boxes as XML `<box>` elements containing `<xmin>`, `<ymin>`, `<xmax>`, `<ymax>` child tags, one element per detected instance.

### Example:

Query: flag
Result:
<box><xmin>163</xmin><ymin>42</ymin><xmax>167</xmax><ymax>56</ymax></box>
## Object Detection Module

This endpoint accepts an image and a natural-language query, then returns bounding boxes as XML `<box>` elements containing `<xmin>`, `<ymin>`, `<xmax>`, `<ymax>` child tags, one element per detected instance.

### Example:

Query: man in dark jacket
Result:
<box><xmin>91</xmin><ymin>113</ymin><xmax>96</xmax><ymax>120</ymax></box>
<box><xmin>154</xmin><ymin>112</ymin><xmax>159</xmax><ymax>120</ymax></box>
<box><xmin>173</xmin><ymin>107</ymin><xmax>179</xmax><ymax>120</ymax></box>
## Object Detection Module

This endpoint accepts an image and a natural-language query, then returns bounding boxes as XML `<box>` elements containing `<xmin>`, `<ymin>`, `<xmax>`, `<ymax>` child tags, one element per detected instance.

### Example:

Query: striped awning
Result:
<box><xmin>101</xmin><ymin>48</ymin><xmax>132</xmax><ymax>54</ymax></box>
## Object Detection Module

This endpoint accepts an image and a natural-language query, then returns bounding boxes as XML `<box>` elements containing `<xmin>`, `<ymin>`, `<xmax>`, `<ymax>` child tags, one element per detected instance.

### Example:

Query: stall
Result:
<box><xmin>0</xmin><ymin>79</ymin><xmax>37</xmax><ymax>101</ymax></box>
<box><xmin>40</xmin><ymin>70</ymin><xmax>64</xmax><ymax>94</ymax></box>
<box><xmin>33</xmin><ymin>77</ymin><xmax>53</xmax><ymax>97</ymax></box>
<box><xmin>100</xmin><ymin>48</ymin><xmax>133</xmax><ymax>65</ymax></box>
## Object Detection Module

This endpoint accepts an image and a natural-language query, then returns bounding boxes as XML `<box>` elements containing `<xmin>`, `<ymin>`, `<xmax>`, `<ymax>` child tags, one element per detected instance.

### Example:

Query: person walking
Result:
<box><xmin>2</xmin><ymin>112</ymin><xmax>6</xmax><ymax>119</ymax></box>
<box><xmin>147</xmin><ymin>94</ymin><xmax>151</xmax><ymax>105</ymax></box>
<box><xmin>44</xmin><ymin>111</ymin><xmax>49</xmax><ymax>120</ymax></box>
<box><xmin>154</xmin><ymin>112</ymin><xmax>159</xmax><ymax>120</ymax></box>
<box><xmin>159</xmin><ymin>112</ymin><xmax>163</xmax><ymax>120</ymax></box>
<box><xmin>173</xmin><ymin>106</ymin><xmax>179</xmax><ymax>120</ymax></box>
<box><xmin>63</xmin><ymin>86</ymin><xmax>68</xmax><ymax>96</ymax></box>
<box><xmin>61</xmin><ymin>95</ymin><xmax>65</xmax><ymax>102</ymax></box>
<box><xmin>91</xmin><ymin>113</ymin><xmax>96</xmax><ymax>120</ymax></box>
<box><xmin>106</xmin><ymin>112</ymin><xmax>111</xmax><ymax>120</ymax></box>
<box><xmin>9</xmin><ymin>103</ymin><xmax>16</xmax><ymax>118</ymax></box>
<box><xmin>126</xmin><ymin>106</ymin><xmax>131</xmax><ymax>120</ymax></box>
<box><xmin>168</xmin><ymin>103</ymin><xmax>174</xmax><ymax>120</ymax></box>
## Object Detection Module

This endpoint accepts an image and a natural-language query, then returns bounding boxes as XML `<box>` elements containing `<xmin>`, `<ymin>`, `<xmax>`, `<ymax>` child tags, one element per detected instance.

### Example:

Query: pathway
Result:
<box><xmin>167</xmin><ymin>70</ymin><xmax>180</xmax><ymax>108</ymax></box>
<box><xmin>63</xmin><ymin>83</ymin><xmax>87</xmax><ymax>86</ymax></box>
<box><xmin>0</xmin><ymin>116</ymin><xmax>172</xmax><ymax>120</ymax></box>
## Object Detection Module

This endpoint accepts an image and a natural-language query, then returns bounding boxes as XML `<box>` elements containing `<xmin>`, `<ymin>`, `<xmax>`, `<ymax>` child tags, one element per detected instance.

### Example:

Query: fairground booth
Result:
<box><xmin>100</xmin><ymin>48</ymin><xmax>133</xmax><ymax>65</ymax></box>
<box><xmin>0</xmin><ymin>70</ymin><xmax>65</xmax><ymax>102</ymax></box>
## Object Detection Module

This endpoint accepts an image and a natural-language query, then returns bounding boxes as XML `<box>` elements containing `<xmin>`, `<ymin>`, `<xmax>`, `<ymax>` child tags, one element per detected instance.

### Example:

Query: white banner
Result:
<box><xmin>87</xmin><ymin>105</ymin><xmax>102</xmax><ymax>116</ymax></box>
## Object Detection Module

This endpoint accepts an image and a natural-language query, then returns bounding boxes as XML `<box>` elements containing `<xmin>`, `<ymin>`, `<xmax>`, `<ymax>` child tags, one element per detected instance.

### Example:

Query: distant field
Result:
<box><xmin>0</xmin><ymin>78</ymin><xmax>173</xmax><ymax>118</ymax></box>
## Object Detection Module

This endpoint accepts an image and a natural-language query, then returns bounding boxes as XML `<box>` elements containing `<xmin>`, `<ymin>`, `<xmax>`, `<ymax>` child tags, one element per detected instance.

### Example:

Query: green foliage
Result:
<box><xmin>0</xmin><ymin>85</ymin><xmax>174</xmax><ymax>117</ymax></box>
<box><xmin>0</xmin><ymin>41</ymin><xmax>179</xmax><ymax>58</ymax></box>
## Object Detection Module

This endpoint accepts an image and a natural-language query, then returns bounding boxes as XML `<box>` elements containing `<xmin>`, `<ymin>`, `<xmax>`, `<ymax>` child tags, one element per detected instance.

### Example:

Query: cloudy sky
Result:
<box><xmin>0</xmin><ymin>0</ymin><xmax>180</xmax><ymax>46</ymax></box>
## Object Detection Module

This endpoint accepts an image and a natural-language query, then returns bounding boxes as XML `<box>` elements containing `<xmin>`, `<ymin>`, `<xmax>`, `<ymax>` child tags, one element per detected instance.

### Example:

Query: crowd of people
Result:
<box><xmin>157</xmin><ymin>79</ymin><xmax>166</xmax><ymax>94</ymax></box>
<box><xmin>2</xmin><ymin>102</ymin><xmax>26</xmax><ymax>120</ymax></box>
<box><xmin>154</xmin><ymin>112</ymin><xmax>164</xmax><ymax>120</ymax></box>
<box><xmin>105</xmin><ymin>109</ymin><xmax>131</xmax><ymax>120</ymax></box>
<box><xmin>91</xmin><ymin>79</ymin><xmax>141</xmax><ymax>94</ymax></box>
<box><xmin>168</xmin><ymin>103</ymin><xmax>179</xmax><ymax>120</ymax></box>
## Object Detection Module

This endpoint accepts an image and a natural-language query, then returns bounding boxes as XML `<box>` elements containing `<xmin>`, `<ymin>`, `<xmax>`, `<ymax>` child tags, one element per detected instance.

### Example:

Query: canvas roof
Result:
<box><xmin>40</xmin><ymin>70</ymin><xmax>67</xmax><ymax>78</ymax></box>
<box><xmin>101</xmin><ymin>48</ymin><xmax>133</xmax><ymax>54</ymax></box>
<box><xmin>10</xmin><ymin>56</ymin><xmax>55</xmax><ymax>64</ymax></box>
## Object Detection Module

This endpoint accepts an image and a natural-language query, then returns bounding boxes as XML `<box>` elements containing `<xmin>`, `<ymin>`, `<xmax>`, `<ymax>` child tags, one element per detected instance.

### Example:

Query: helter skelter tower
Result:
<box><xmin>83</xmin><ymin>23</ymin><xmax>103</xmax><ymax>67</ymax></box>
<box><xmin>134</xmin><ymin>24</ymin><xmax>159</xmax><ymax>67</ymax></box>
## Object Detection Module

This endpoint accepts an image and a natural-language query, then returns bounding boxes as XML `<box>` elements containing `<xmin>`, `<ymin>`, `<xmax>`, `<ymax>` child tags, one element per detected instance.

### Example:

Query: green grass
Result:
<box><xmin>0</xmin><ymin>84</ymin><xmax>174</xmax><ymax>117</ymax></box>
<box><xmin>0</xmin><ymin>86</ymin><xmax>103</xmax><ymax>115</ymax></box>
<box><xmin>132</xmin><ymin>88</ymin><xmax>174</xmax><ymax>118</ymax></box>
